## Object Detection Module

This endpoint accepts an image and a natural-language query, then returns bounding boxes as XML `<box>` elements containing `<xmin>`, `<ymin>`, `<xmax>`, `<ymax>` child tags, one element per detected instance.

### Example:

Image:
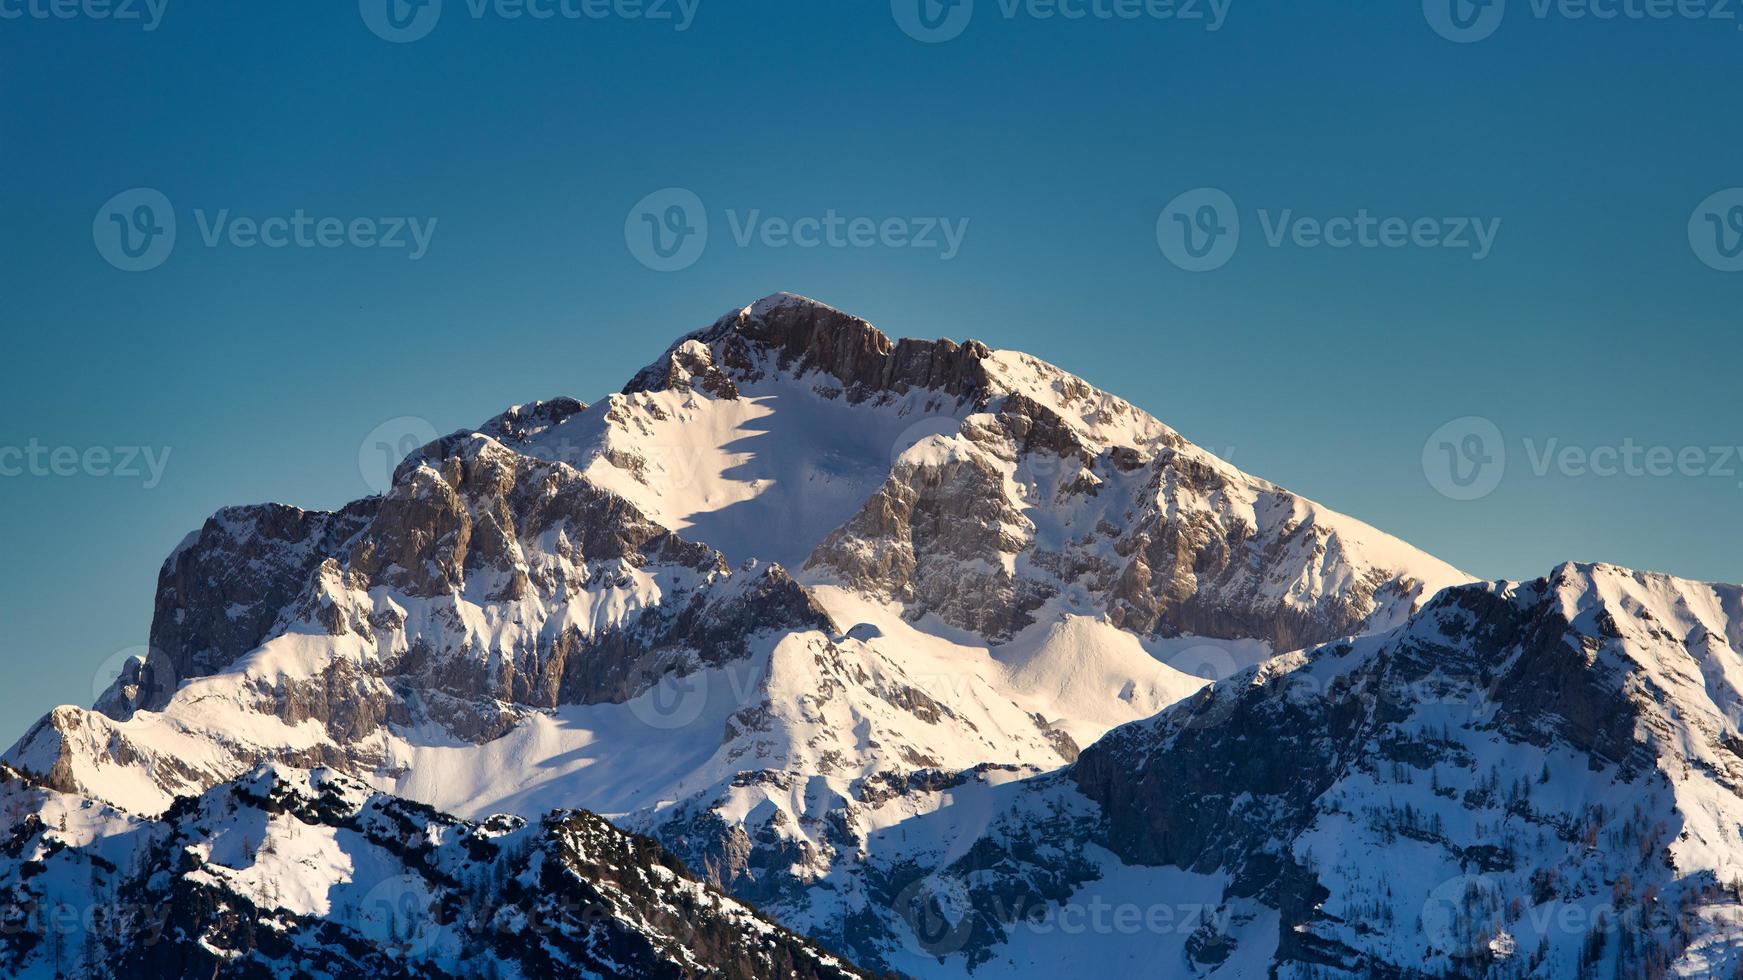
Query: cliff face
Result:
<box><xmin>615</xmin><ymin>293</ymin><xmax>1469</xmax><ymax>650</ymax></box>
<box><xmin>863</xmin><ymin>564</ymin><xmax>1743</xmax><ymax>977</ymax></box>
<box><xmin>3</xmin><ymin>293</ymin><xmax>1493</xmax><ymax>978</ymax></box>
<box><xmin>625</xmin><ymin>294</ymin><xmax>996</xmax><ymax>403</ymax></box>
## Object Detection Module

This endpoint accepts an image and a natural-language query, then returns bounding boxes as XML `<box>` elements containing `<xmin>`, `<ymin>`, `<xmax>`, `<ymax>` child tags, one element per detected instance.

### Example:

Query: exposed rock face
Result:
<box><xmin>0</xmin><ymin>765</ymin><xmax>876</xmax><ymax>980</ymax></box>
<box><xmin>145</xmin><ymin>500</ymin><xmax>377</xmax><ymax>710</ymax></box>
<box><xmin>213</xmin><ymin>432</ymin><xmax>841</xmax><ymax>716</ymax></box>
<box><xmin>477</xmin><ymin>396</ymin><xmax>589</xmax><ymax>444</ymax></box>
<box><xmin>812</xmin><ymin>429</ymin><xmax>1041</xmax><ymax>640</ymax></box>
<box><xmin>14</xmin><ymin>429</ymin><xmax>847</xmax><ymax>809</ymax></box>
<box><xmin>1098</xmin><ymin>446</ymin><xmax>1419</xmax><ymax>651</ymax></box>
<box><xmin>792</xmin><ymin>564</ymin><xmax>1743</xmax><ymax>976</ymax></box>
<box><xmin>1061</xmin><ymin>563</ymin><xmax>1743</xmax><ymax>976</ymax></box>
<box><xmin>1074</xmin><ymin>567</ymin><xmax>1659</xmax><ymax>881</ymax></box>
<box><xmin>2</xmin><ymin>293</ymin><xmax>1495</xmax><ymax>978</ymax></box>
<box><xmin>92</xmin><ymin>652</ymin><xmax>177</xmax><ymax>721</ymax></box>
<box><xmin>806</xmin><ymin>378</ymin><xmax>1452</xmax><ymax>648</ymax></box>
<box><xmin>613</xmin><ymin>293</ymin><xmax>1469</xmax><ymax>652</ymax></box>
<box><xmin>627</xmin><ymin>294</ymin><xmax>996</xmax><ymax>404</ymax></box>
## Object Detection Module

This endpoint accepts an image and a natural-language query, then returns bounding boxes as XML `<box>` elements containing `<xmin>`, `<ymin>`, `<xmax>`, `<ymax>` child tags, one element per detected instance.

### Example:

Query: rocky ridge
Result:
<box><xmin>0</xmin><ymin>762</ymin><xmax>878</xmax><ymax>979</ymax></box>
<box><xmin>2</xmin><ymin>293</ymin><xmax>1493</xmax><ymax>978</ymax></box>
<box><xmin>848</xmin><ymin>564</ymin><xmax>1743</xmax><ymax>977</ymax></box>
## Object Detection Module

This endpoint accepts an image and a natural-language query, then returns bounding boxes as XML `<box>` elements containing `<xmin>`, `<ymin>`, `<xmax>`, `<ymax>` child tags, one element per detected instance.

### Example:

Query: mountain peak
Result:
<box><xmin>625</xmin><ymin>292</ymin><xmax>994</xmax><ymax>405</ymax></box>
<box><xmin>745</xmin><ymin>290</ymin><xmax>844</xmax><ymax>319</ymax></box>
<box><xmin>0</xmin><ymin>294</ymin><xmax>1501</xmax><ymax>979</ymax></box>
<box><xmin>478</xmin><ymin>396</ymin><xmax>589</xmax><ymax>444</ymax></box>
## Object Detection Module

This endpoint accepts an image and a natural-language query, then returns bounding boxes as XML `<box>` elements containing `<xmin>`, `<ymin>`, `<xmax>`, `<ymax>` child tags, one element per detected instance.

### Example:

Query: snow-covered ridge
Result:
<box><xmin>2</xmin><ymin>292</ymin><xmax>1491</xmax><ymax>977</ymax></box>
<box><xmin>503</xmin><ymin>292</ymin><xmax>1469</xmax><ymax>643</ymax></box>
<box><xmin>0</xmin><ymin>762</ymin><xmax>868</xmax><ymax>978</ymax></box>
<box><xmin>752</xmin><ymin>562</ymin><xmax>1743</xmax><ymax>976</ymax></box>
<box><xmin>1058</xmin><ymin>562</ymin><xmax>1743</xmax><ymax>977</ymax></box>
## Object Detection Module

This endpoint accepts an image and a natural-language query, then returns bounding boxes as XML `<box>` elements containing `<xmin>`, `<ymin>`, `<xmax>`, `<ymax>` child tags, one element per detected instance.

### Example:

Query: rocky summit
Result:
<box><xmin>6</xmin><ymin>294</ymin><xmax>1731</xmax><ymax>978</ymax></box>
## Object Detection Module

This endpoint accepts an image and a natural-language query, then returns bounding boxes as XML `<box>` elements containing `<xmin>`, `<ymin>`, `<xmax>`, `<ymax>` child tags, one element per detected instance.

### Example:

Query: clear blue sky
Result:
<box><xmin>2</xmin><ymin>1</ymin><xmax>1740</xmax><ymax>742</ymax></box>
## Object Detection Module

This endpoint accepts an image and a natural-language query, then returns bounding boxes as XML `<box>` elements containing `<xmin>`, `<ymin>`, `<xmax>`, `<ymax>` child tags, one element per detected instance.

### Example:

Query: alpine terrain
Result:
<box><xmin>5</xmin><ymin>293</ymin><xmax>1734</xmax><ymax>978</ymax></box>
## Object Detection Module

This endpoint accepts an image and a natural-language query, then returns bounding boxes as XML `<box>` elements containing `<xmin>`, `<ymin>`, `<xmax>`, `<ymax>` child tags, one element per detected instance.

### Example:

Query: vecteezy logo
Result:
<box><xmin>1157</xmin><ymin>188</ymin><xmax>1239</xmax><ymax>272</ymax></box>
<box><xmin>625</xmin><ymin>650</ymin><xmax>713</xmax><ymax>730</ymax></box>
<box><xmin>93</xmin><ymin>188</ymin><xmax>176</xmax><ymax>272</ymax></box>
<box><xmin>1165</xmin><ymin>643</ymin><xmax>1245</xmax><ymax>731</ymax></box>
<box><xmin>1420</xmin><ymin>874</ymin><xmax>1503</xmax><ymax>955</ymax></box>
<box><xmin>892</xmin><ymin>0</ymin><xmax>974</xmax><ymax>42</ymax></box>
<box><xmin>889</xmin><ymin>874</ymin><xmax>976</xmax><ymax>957</ymax></box>
<box><xmin>1424</xmin><ymin>0</ymin><xmax>1505</xmax><ymax>42</ymax></box>
<box><xmin>1422</xmin><ymin>416</ymin><xmax>1506</xmax><ymax>501</ymax></box>
<box><xmin>625</xmin><ymin>188</ymin><xmax>708</xmax><ymax>272</ymax></box>
<box><xmin>1690</xmin><ymin>189</ymin><xmax>1743</xmax><ymax>272</ymax></box>
<box><xmin>91</xmin><ymin>645</ymin><xmax>178</xmax><ymax>714</ymax></box>
<box><xmin>890</xmin><ymin>415</ymin><xmax>963</xmax><ymax>467</ymax></box>
<box><xmin>361</xmin><ymin>0</ymin><xmax>442</xmax><ymax>43</ymax></box>
<box><xmin>359</xmin><ymin>416</ymin><xmax>439</xmax><ymax>495</ymax></box>
<box><xmin>1164</xmin><ymin>643</ymin><xmax>1240</xmax><ymax>685</ymax></box>
<box><xmin>358</xmin><ymin>875</ymin><xmax>445</xmax><ymax>956</ymax></box>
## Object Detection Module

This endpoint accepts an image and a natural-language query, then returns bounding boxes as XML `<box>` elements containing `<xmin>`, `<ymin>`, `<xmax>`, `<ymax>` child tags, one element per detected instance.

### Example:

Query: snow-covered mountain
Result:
<box><xmin>2</xmin><ymin>292</ymin><xmax>1517</xmax><ymax>976</ymax></box>
<box><xmin>0</xmin><ymin>762</ymin><xmax>871</xmax><ymax>978</ymax></box>
<box><xmin>853</xmin><ymin>563</ymin><xmax>1743</xmax><ymax>977</ymax></box>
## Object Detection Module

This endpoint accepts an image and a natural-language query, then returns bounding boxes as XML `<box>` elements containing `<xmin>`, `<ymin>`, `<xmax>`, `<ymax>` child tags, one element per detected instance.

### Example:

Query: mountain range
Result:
<box><xmin>5</xmin><ymin>293</ymin><xmax>1736</xmax><ymax>979</ymax></box>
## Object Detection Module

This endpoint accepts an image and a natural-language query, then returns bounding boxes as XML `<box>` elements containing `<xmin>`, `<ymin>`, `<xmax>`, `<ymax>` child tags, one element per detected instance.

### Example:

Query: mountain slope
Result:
<box><xmin>519</xmin><ymin>293</ymin><xmax>1469</xmax><ymax>650</ymax></box>
<box><xmin>856</xmin><ymin>563</ymin><xmax>1743</xmax><ymax>977</ymax></box>
<box><xmin>0</xmin><ymin>763</ymin><xmax>876</xmax><ymax>979</ymax></box>
<box><xmin>2</xmin><ymin>292</ymin><xmax>1476</xmax><ymax>974</ymax></box>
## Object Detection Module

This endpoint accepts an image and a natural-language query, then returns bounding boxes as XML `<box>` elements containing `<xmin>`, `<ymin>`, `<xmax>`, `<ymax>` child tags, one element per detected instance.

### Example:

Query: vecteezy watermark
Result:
<box><xmin>1252</xmin><ymin>209</ymin><xmax>1501</xmax><ymax>260</ymax></box>
<box><xmin>188</xmin><ymin>209</ymin><xmax>439</xmax><ymax>261</ymax></box>
<box><xmin>1422</xmin><ymin>416</ymin><xmax>1507</xmax><ymax>501</ymax></box>
<box><xmin>625</xmin><ymin>650</ymin><xmax>715</xmax><ymax>730</ymax></box>
<box><xmin>1419</xmin><ymin>874</ymin><xmax>1505</xmax><ymax>955</ymax></box>
<box><xmin>360</xmin><ymin>0</ymin><xmax>699</xmax><ymax>43</ymax></box>
<box><xmin>360</xmin><ymin>0</ymin><xmax>443</xmax><ymax>41</ymax></box>
<box><xmin>889</xmin><ymin>874</ymin><xmax>977</xmax><ymax>956</ymax></box>
<box><xmin>1018</xmin><ymin>897</ymin><xmax>1229</xmax><ymax>937</ymax></box>
<box><xmin>625</xmin><ymin>188</ymin><xmax>709</xmax><ymax>272</ymax></box>
<box><xmin>1422</xmin><ymin>0</ymin><xmax>1508</xmax><ymax>42</ymax></box>
<box><xmin>93</xmin><ymin>188</ymin><xmax>177</xmax><ymax>272</ymax></box>
<box><xmin>94</xmin><ymin>189</ymin><xmax>439</xmax><ymax>272</ymax></box>
<box><xmin>1520</xmin><ymin>438</ymin><xmax>1743</xmax><ymax>485</ymax></box>
<box><xmin>625</xmin><ymin>648</ymin><xmax>783</xmax><ymax>732</ymax></box>
<box><xmin>91</xmin><ymin>645</ymin><xmax>178</xmax><ymax>711</ymax></box>
<box><xmin>1161</xmin><ymin>643</ymin><xmax>1241</xmax><ymax>685</ymax></box>
<box><xmin>357</xmin><ymin>875</ymin><xmax>447</xmax><ymax>955</ymax></box>
<box><xmin>0</xmin><ymin>440</ymin><xmax>172</xmax><ymax>489</ymax></box>
<box><xmin>1414</xmin><ymin>870</ymin><xmax>1719</xmax><ymax>954</ymax></box>
<box><xmin>359</xmin><ymin>416</ymin><xmax>440</xmax><ymax>495</ymax></box>
<box><xmin>1690</xmin><ymin>188</ymin><xmax>1743</xmax><ymax>272</ymax></box>
<box><xmin>0</xmin><ymin>898</ymin><xmax>171</xmax><ymax>948</ymax></box>
<box><xmin>726</xmin><ymin>210</ymin><xmax>970</xmax><ymax>261</ymax></box>
<box><xmin>625</xmin><ymin>188</ymin><xmax>970</xmax><ymax>271</ymax></box>
<box><xmin>339</xmin><ymin>888</ymin><xmax>720</xmax><ymax>955</ymax></box>
<box><xmin>886</xmin><ymin>873</ymin><xmax>1234</xmax><ymax>960</ymax></box>
<box><xmin>1157</xmin><ymin>189</ymin><xmax>1500</xmax><ymax>272</ymax></box>
<box><xmin>1425</xmin><ymin>0</ymin><xmax>1743</xmax><ymax>43</ymax></box>
<box><xmin>0</xmin><ymin>0</ymin><xmax>167</xmax><ymax>30</ymax></box>
<box><xmin>892</xmin><ymin>0</ymin><xmax>1229</xmax><ymax>43</ymax></box>
<box><xmin>891</xmin><ymin>0</ymin><xmax>974</xmax><ymax>41</ymax></box>
<box><xmin>890</xmin><ymin>415</ymin><xmax>966</xmax><ymax>466</ymax></box>
<box><xmin>1156</xmin><ymin>188</ymin><xmax>1240</xmax><ymax>272</ymax></box>
<box><xmin>1424</xmin><ymin>417</ymin><xmax>1743</xmax><ymax>500</ymax></box>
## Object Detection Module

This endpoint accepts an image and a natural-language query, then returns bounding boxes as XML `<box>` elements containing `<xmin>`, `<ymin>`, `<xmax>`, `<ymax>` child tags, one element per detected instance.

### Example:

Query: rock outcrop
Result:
<box><xmin>1</xmin><ymin>293</ymin><xmax>1500</xmax><ymax>979</ymax></box>
<box><xmin>869</xmin><ymin>564</ymin><xmax>1743</xmax><ymax>977</ymax></box>
<box><xmin>0</xmin><ymin>764</ymin><xmax>876</xmax><ymax>979</ymax></box>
